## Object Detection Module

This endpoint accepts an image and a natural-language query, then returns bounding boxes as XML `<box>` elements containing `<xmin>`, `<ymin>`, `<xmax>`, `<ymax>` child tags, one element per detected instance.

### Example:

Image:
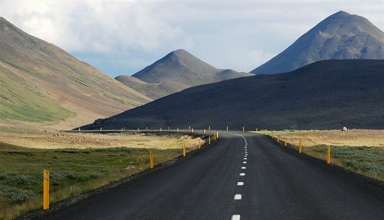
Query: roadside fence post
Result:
<box><xmin>299</xmin><ymin>140</ymin><xmax>303</xmax><ymax>154</ymax></box>
<box><xmin>43</xmin><ymin>169</ymin><xmax>50</xmax><ymax>210</ymax></box>
<box><xmin>326</xmin><ymin>145</ymin><xmax>332</xmax><ymax>165</ymax></box>
<box><xmin>182</xmin><ymin>145</ymin><xmax>187</xmax><ymax>157</ymax></box>
<box><xmin>149</xmin><ymin>151</ymin><xmax>155</xmax><ymax>168</ymax></box>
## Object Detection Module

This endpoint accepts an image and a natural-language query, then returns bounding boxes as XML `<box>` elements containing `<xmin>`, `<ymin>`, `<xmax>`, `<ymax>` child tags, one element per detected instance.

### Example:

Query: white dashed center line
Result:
<box><xmin>231</xmin><ymin>134</ymin><xmax>248</xmax><ymax>220</ymax></box>
<box><xmin>234</xmin><ymin>194</ymin><xmax>242</xmax><ymax>200</ymax></box>
<box><xmin>231</xmin><ymin>214</ymin><xmax>241</xmax><ymax>220</ymax></box>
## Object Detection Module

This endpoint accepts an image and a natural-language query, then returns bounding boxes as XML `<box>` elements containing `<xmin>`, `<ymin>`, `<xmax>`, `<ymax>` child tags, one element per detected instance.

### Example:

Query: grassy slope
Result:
<box><xmin>0</xmin><ymin>18</ymin><xmax>151</xmax><ymax>128</ymax></box>
<box><xmin>0</xmin><ymin>65</ymin><xmax>73</xmax><ymax>122</ymax></box>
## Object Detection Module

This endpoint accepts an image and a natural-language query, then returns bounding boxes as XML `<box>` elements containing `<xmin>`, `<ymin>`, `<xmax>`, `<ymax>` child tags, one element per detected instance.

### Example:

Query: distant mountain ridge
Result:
<box><xmin>83</xmin><ymin>59</ymin><xmax>384</xmax><ymax>130</ymax></box>
<box><xmin>252</xmin><ymin>11</ymin><xmax>384</xmax><ymax>74</ymax></box>
<box><xmin>116</xmin><ymin>49</ymin><xmax>250</xmax><ymax>99</ymax></box>
<box><xmin>0</xmin><ymin>17</ymin><xmax>150</xmax><ymax>128</ymax></box>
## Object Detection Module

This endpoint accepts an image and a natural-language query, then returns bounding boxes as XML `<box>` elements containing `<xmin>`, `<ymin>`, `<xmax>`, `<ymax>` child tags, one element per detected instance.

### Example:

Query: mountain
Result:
<box><xmin>251</xmin><ymin>11</ymin><xmax>384</xmax><ymax>75</ymax></box>
<box><xmin>0</xmin><ymin>17</ymin><xmax>151</xmax><ymax>128</ymax></box>
<box><xmin>83</xmin><ymin>60</ymin><xmax>384</xmax><ymax>130</ymax></box>
<box><xmin>116</xmin><ymin>49</ymin><xmax>251</xmax><ymax>99</ymax></box>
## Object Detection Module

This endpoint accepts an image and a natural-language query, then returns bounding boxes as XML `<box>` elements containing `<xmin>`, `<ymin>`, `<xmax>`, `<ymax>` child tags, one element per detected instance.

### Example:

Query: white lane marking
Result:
<box><xmin>241</xmin><ymin>166</ymin><xmax>246</xmax><ymax>169</ymax></box>
<box><xmin>234</xmin><ymin>194</ymin><xmax>242</xmax><ymax>200</ymax></box>
<box><xmin>231</xmin><ymin>214</ymin><xmax>241</xmax><ymax>220</ymax></box>
<box><xmin>243</xmin><ymin>161</ymin><xmax>247</xmax><ymax>164</ymax></box>
<box><xmin>240</xmin><ymin>173</ymin><xmax>246</xmax><ymax>176</ymax></box>
<box><xmin>237</xmin><ymin>181</ymin><xmax>244</xmax><ymax>186</ymax></box>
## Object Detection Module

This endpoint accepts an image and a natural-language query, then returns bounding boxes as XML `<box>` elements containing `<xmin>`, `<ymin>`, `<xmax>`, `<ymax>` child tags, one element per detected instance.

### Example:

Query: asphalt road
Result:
<box><xmin>42</xmin><ymin>132</ymin><xmax>384</xmax><ymax>220</ymax></box>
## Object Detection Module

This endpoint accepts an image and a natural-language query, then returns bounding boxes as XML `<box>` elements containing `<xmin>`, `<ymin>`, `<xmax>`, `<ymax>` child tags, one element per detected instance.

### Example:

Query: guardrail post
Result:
<box><xmin>242</xmin><ymin>126</ymin><xmax>245</xmax><ymax>133</ymax></box>
<box><xmin>326</xmin><ymin>145</ymin><xmax>332</xmax><ymax>165</ymax></box>
<box><xmin>208</xmin><ymin>136</ymin><xmax>211</xmax><ymax>144</ymax></box>
<box><xmin>191</xmin><ymin>128</ymin><xmax>194</xmax><ymax>133</ymax></box>
<box><xmin>43</xmin><ymin>169</ymin><xmax>50</xmax><ymax>210</ymax></box>
<box><xmin>208</xmin><ymin>125</ymin><xmax>211</xmax><ymax>131</ymax></box>
<box><xmin>226</xmin><ymin>126</ymin><xmax>229</xmax><ymax>132</ymax></box>
<box><xmin>203</xmin><ymin>129</ymin><xmax>206</xmax><ymax>134</ymax></box>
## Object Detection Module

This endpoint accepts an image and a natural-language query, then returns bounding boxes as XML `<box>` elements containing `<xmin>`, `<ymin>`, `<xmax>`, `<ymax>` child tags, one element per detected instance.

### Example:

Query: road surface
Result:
<box><xmin>41</xmin><ymin>132</ymin><xmax>384</xmax><ymax>220</ymax></box>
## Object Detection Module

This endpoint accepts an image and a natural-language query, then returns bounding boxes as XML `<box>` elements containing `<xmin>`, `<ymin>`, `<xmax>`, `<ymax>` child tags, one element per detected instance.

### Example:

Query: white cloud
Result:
<box><xmin>0</xmin><ymin>0</ymin><xmax>383</xmax><ymax>74</ymax></box>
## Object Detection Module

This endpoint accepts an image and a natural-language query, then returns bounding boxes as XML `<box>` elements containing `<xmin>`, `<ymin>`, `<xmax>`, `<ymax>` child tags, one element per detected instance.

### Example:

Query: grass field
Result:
<box><xmin>0</xmin><ymin>131</ymin><xmax>203</xmax><ymax>220</ymax></box>
<box><xmin>258</xmin><ymin>130</ymin><xmax>384</xmax><ymax>183</ymax></box>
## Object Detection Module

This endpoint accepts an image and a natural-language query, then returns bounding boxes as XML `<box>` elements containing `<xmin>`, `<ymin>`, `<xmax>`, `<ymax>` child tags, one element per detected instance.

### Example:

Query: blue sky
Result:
<box><xmin>0</xmin><ymin>0</ymin><xmax>383</xmax><ymax>76</ymax></box>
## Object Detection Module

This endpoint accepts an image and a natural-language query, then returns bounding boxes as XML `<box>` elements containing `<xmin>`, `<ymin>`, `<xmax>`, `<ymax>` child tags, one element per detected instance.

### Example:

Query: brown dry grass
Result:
<box><xmin>257</xmin><ymin>129</ymin><xmax>384</xmax><ymax>148</ymax></box>
<box><xmin>0</xmin><ymin>129</ymin><xmax>203</xmax><ymax>150</ymax></box>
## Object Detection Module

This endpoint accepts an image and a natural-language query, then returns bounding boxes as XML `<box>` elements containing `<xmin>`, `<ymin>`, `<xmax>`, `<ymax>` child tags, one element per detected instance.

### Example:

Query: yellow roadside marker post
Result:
<box><xmin>43</xmin><ymin>169</ymin><xmax>50</xmax><ymax>210</ymax></box>
<box><xmin>182</xmin><ymin>145</ymin><xmax>187</xmax><ymax>157</ymax></box>
<box><xmin>326</xmin><ymin>145</ymin><xmax>332</xmax><ymax>165</ymax></box>
<box><xmin>299</xmin><ymin>140</ymin><xmax>303</xmax><ymax>154</ymax></box>
<box><xmin>216</xmin><ymin>131</ymin><xmax>219</xmax><ymax>140</ymax></box>
<box><xmin>149</xmin><ymin>151</ymin><xmax>155</xmax><ymax>169</ymax></box>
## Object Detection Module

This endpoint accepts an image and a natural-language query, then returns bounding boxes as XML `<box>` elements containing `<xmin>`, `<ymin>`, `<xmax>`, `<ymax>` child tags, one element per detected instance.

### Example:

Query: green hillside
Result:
<box><xmin>0</xmin><ymin>17</ymin><xmax>151</xmax><ymax>127</ymax></box>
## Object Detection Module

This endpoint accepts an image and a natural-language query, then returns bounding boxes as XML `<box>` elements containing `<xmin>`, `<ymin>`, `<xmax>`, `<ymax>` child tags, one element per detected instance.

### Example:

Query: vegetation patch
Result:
<box><xmin>258</xmin><ymin>130</ymin><xmax>384</xmax><ymax>183</ymax></box>
<box><xmin>0</xmin><ymin>143</ymin><xmax>182</xmax><ymax>220</ymax></box>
